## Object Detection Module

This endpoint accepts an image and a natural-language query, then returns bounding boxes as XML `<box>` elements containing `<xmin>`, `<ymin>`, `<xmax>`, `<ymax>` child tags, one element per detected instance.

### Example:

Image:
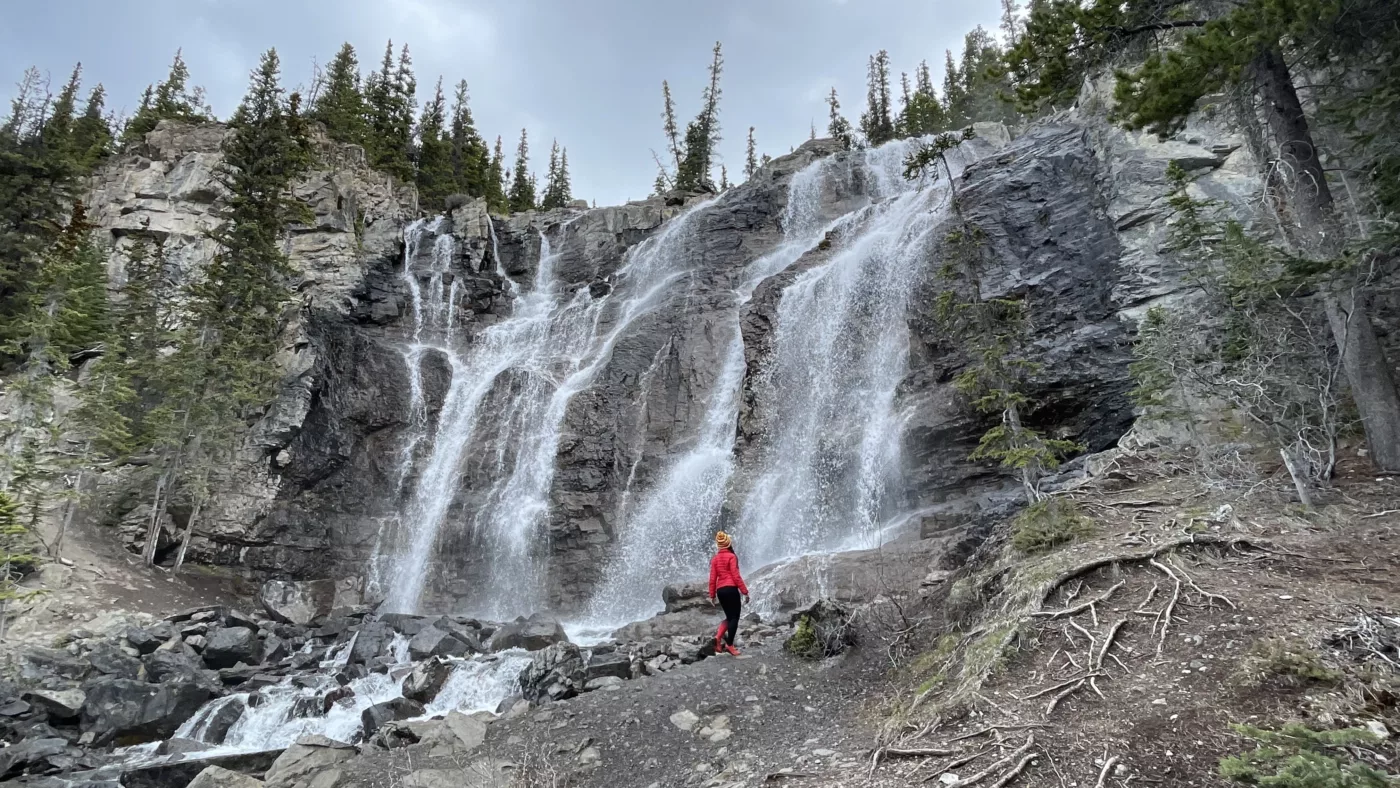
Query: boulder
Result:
<box><xmin>431</xmin><ymin>617</ymin><xmax>484</xmax><ymax>651</ymax></box>
<box><xmin>124</xmin><ymin>627</ymin><xmax>163</xmax><ymax>655</ymax></box>
<box><xmin>203</xmin><ymin>627</ymin><xmax>263</xmax><ymax>669</ymax></box>
<box><xmin>407</xmin><ymin>626</ymin><xmax>472</xmax><ymax>661</ymax></box>
<box><xmin>263</xmin><ymin>735</ymin><xmax>356</xmax><ymax>788</ymax></box>
<box><xmin>22</xmin><ymin>689</ymin><xmax>86</xmax><ymax>719</ymax></box>
<box><xmin>348</xmin><ymin>622</ymin><xmax>395</xmax><ymax>665</ymax></box>
<box><xmin>80</xmin><ymin>677</ymin><xmax>213</xmax><ymax>745</ymax></box>
<box><xmin>260</xmin><ymin>579</ymin><xmax>336</xmax><ymax>626</ymax></box>
<box><xmin>361</xmin><ymin>698</ymin><xmax>425</xmax><ymax>739</ymax></box>
<box><xmin>0</xmin><ymin>737</ymin><xmax>69</xmax><ymax>779</ymax></box>
<box><xmin>188</xmin><ymin>765</ymin><xmax>266</xmax><ymax>788</ymax></box>
<box><xmin>86</xmin><ymin>642</ymin><xmax>143</xmax><ymax>679</ymax></box>
<box><xmin>201</xmin><ymin>698</ymin><xmax>246</xmax><ymax>745</ymax></box>
<box><xmin>143</xmin><ymin>649</ymin><xmax>219</xmax><ymax>693</ymax></box>
<box><xmin>582</xmin><ymin>651</ymin><xmax>632</xmax><ymax>683</ymax></box>
<box><xmin>18</xmin><ymin>647</ymin><xmax>91</xmax><ymax>682</ymax></box>
<box><xmin>379</xmin><ymin>613</ymin><xmax>432</xmax><ymax>637</ymax></box>
<box><xmin>662</xmin><ymin>581</ymin><xmax>710</xmax><ymax>613</ymax></box>
<box><xmin>488</xmin><ymin>614</ymin><xmax>569</xmax><ymax>652</ymax></box>
<box><xmin>518</xmin><ymin>642</ymin><xmax>585</xmax><ymax>703</ymax></box>
<box><xmin>401</xmin><ymin>657</ymin><xmax>453</xmax><ymax>704</ymax></box>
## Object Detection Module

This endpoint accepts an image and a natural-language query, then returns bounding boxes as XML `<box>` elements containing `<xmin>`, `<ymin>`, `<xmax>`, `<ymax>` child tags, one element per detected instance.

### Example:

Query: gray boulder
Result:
<box><xmin>22</xmin><ymin>689</ymin><xmax>86</xmax><ymax>719</ymax></box>
<box><xmin>518</xmin><ymin>642</ymin><xmax>585</xmax><ymax>703</ymax></box>
<box><xmin>263</xmin><ymin>734</ymin><xmax>356</xmax><ymax>788</ymax></box>
<box><xmin>582</xmin><ymin>651</ymin><xmax>632</xmax><ymax>684</ymax></box>
<box><xmin>661</xmin><ymin>582</ymin><xmax>710</xmax><ymax>613</ymax></box>
<box><xmin>379</xmin><ymin>613</ymin><xmax>432</xmax><ymax>637</ymax></box>
<box><xmin>0</xmin><ymin>737</ymin><xmax>69</xmax><ymax>780</ymax></box>
<box><xmin>349</xmin><ymin>622</ymin><xmax>395</xmax><ymax>665</ymax></box>
<box><xmin>260</xmin><ymin>579</ymin><xmax>336</xmax><ymax>626</ymax></box>
<box><xmin>188</xmin><ymin>765</ymin><xmax>266</xmax><ymax>788</ymax></box>
<box><xmin>202</xmin><ymin>627</ymin><xmax>263</xmax><ymax>669</ymax></box>
<box><xmin>361</xmin><ymin>697</ymin><xmax>425</xmax><ymax>739</ymax></box>
<box><xmin>488</xmin><ymin>614</ymin><xmax>568</xmax><ymax>652</ymax></box>
<box><xmin>401</xmin><ymin>657</ymin><xmax>453</xmax><ymax>704</ymax></box>
<box><xmin>407</xmin><ymin>626</ymin><xmax>472</xmax><ymax>661</ymax></box>
<box><xmin>86</xmin><ymin>642</ymin><xmax>143</xmax><ymax>679</ymax></box>
<box><xmin>80</xmin><ymin>677</ymin><xmax>213</xmax><ymax>745</ymax></box>
<box><xmin>124</xmin><ymin>626</ymin><xmax>163</xmax><ymax>655</ymax></box>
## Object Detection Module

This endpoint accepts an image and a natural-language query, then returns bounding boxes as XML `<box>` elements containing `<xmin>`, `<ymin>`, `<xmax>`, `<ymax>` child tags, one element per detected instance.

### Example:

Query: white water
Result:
<box><xmin>380</xmin><ymin>201</ymin><xmax>717</xmax><ymax>616</ymax></box>
<box><xmin>159</xmin><ymin>639</ymin><xmax>530</xmax><ymax>759</ymax></box>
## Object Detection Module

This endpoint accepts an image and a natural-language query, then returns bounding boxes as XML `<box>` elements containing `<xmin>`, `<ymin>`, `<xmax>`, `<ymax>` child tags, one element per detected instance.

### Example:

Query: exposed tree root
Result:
<box><xmin>1094</xmin><ymin>755</ymin><xmax>1121</xmax><ymax>788</ymax></box>
<box><xmin>1031</xmin><ymin>581</ymin><xmax>1125</xmax><ymax>621</ymax></box>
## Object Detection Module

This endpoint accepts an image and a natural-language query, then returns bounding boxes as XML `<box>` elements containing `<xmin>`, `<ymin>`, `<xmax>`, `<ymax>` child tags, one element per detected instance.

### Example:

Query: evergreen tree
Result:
<box><xmin>414</xmin><ymin>78</ymin><xmax>454</xmax><ymax>210</ymax></box>
<box><xmin>661</xmin><ymin>80</ymin><xmax>683</xmax><ymax>172</ymax></box>
<box><xmin>448</xmin><ymin>80</ymin><xmax>489</xmax><ymax>198</ymax></box>
<box><xmin>744</xmin><ymin>126</ymin><xmax>758</xmax><ymax>180</ymax></box>
<box><xmin>942</xmin><ymin>50</ymin><xmax>969</xmax><ymax>128</ymax></box>
<box><xmin>310</xmin><ymin>43</ymin><xmax>368</xmax><ymax>145</ymax></box>
<box><xmin>122</xmin><ymin>50</ymin><xmax>208</xmax><ymax>143</ymax></box>
<box><xmin>540</xmin><ymin>140</ymin><xmax>573</xmax><ymax>210</ymax></box>
<box><xmin>860</xmin><ymin>50</ymin><xmax>897</xmax><ymax>146</ymax></box>
<box><xmin>140</xmin><ymin>48</ymin><xmax>313</xmax><ymax>567</ymax></box>
<box><xmin>485</xmin><ymin>135</ymin><xmax>508</xmax><ymax>214</ymax></box>
<box><xmin>71</xmin><ymin>85</ymin><xmax>113</xmax><ymax>169</ymax></box>
<box><xmin>898</xmin><ymin>60</ymin><xmax>949</xmax><ymax>137</ymax></box>
<box><xmin>675</xmin><ymin>42</ymin><xmax>724</xmax><ymax>192</ymax></box>
<box><xmin>364</xmin><ymin>41</ymin><xmax>416</xmax><ymax>181</ymax></box>
<box><xmin>1006</xmin><ymin>0</ymin><xmax>1400</xmax><ymax>470</ymax></box>
<box><xmin>719</xmin><ymin>164</ymin><xmax>730</xmax><ymax>191</ymax></box>
<box><xmin>507</xmin><ymin>129</ymin><xmax>536</xmax><ymax>213</ymax></box>
<box><xmin>0</xmin><ymin>486</ymin><xmax>42</xmax><ymax>640</ymax></box>
<box><xmin>826</xmin><ymin>88</ymin><xmax>855</xmax><ymax>149</ymax></box>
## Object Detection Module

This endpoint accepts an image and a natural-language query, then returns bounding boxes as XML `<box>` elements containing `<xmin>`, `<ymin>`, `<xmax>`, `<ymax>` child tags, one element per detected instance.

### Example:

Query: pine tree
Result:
<box><xmin>899</xmin><ymin>60</ymin><xmax>949</xmax><ymax>138</ymax></box>
<box><xmin>675</xmin><ymin>42</ymin><xmax>724</xmax><ymax>193</ymax></box>
<box><xmin>719</xmin><ymin>165</ymin><xmax>730</xmax><ymax>191</ymax></box>
<box><xmin>1000</xmin><ymin>0</ymin><xmax>1022</xmax><ymax>46</ymax></box>
<box><xmin>71</xmin><ymin>85</ymin><xmax>113</xmax><ymax>170</ymax></box>
<box><xmin>123</xmin><ymin>50</ymin><xmax>207</xmax><ymax>143</ymax></box>
<box><xmin>140</xmin><ymin>48</ymin><xmax>312</xmax><ymax>568</ymax></box>
<box><xmin>448</xmin><ymin>80</ymin><xmax>489</xmax><ymax>198</ymax></box>
<box><xmin>0</xmin><ymin>485</ymin><xmax>42</xmax><ymax>640</ymax></box>
<box><xmin>942</xmin><ymin>50</ymin><xmax>969</xmax><ymax>128</ymax></box>
<box><xmin>540</xmin><ymin>140</ymin><xmax>573</xmax><ymax>210</ymax></box>
<box><xmin>661</xmin><ymin>80</ymin><xmax>682</xmax><ymax>172</ymax></box>
<box><xmin>414</xmin><ymin>78</ymin><xmax>454</xmax><ymax>210</ymax></box>
<box><xmin>826</xmin><ymin>88</ymin><xmax>855</xmax><ymax>149</ymax></box>
<box><xmin>744</xmin><ymin>126</ymin><xmax>758</xmax><ymax>180</ymax></box>
<box><xmin>311</xmin><ymin>43</ymin><xmax>368</xmax><ymax>145</ymax></box>
<box><xmin>364</xmin><ymin>41</ymin><xmax>416</xmax><ymax>181</ymax></box>
<box><xmin>507</xmin><ymin>129</ymin><xmax>536</xmax><ymax>213</ymax></box>
<box><xmin>485</xmin><ymin>135</ymin><xmax>508</xmax><ymax>214</ymax></box>
<box><xmin>860</xmin><ymin>50</ymin><xmax>897</xmax><ymax>146</ymax></box>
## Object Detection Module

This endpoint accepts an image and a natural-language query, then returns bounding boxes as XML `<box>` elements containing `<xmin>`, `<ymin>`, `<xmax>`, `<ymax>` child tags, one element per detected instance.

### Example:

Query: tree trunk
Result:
<box><xmin>142</xmin><ymin>474</ymin><xmax>166</xmax><ymax>567</ymax></box>
<box><xmin>172</xmin><ymin>495</ymin><xmax>203</xmax><ymax>573</ymax></box>
<box><xmin>1279</xmin><ymin>445</ymin><xmax>1314</xmax><ymax>509</ymax></box>
<box><xmin>51</xmin><ymin>468</ymin><xmax>84</xmax><ymax>561</ymax></box>
<box><xmin>1006</xmin><ymin>403</ymin><xmax>1042</xmax><ymax>504</ymax></box>
<box><xmin>1251</xmin><ymin>46</ymin><xmax>1400</xmax><ymax>472</ymax></box>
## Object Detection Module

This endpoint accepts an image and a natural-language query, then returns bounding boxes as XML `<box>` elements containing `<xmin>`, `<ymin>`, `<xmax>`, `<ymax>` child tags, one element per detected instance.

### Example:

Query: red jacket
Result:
<box><xmin>708</xmin><ymin>549</ymin><xmax>748</xmax><ymax>598</ymax></box>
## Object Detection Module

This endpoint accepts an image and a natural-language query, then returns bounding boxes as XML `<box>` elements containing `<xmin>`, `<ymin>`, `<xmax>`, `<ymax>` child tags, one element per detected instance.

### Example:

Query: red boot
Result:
<box><xmin>714</xmin><ymin>620</ymin><xmax>727</xmax><ymax>653</ymax></box>
<box><xmin>724</xmin><ymin>644</ymin><xmax>742</xmax><ymax>657</ymax></box>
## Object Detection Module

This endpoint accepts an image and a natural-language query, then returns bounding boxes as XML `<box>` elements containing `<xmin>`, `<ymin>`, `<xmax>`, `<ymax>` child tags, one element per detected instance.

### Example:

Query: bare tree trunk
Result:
<box><xmin>172</xmin><ymin>495</ymin><xmax>203</xmax><ymax>573</ymax></box>
<box><xmin>1251</xmin><ymin>46</ymin><xmax>1400</xmax><ymax>472</ymax></box>
<box><xmin>1279</xmin><ymin>445</ymin><xmax>1314</xmax><ymax>509</ymax></box>
<box><xmin>142</xmin><ymin>474</ymin><xmax>167</xmax><ymax>567</ymax></box>
<box><xmin>1007</xmin><ymin>403</ymin><xmax>1041</xmax><ymax>504</ymax></box>
<box><xmin>51</xmin><ymin>468</ymin><xmax>84</xmax><ymax>562</ymax></box>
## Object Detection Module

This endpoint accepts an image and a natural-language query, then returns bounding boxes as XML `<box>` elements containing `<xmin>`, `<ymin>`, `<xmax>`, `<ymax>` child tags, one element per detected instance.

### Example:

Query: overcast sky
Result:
<box><xmin>2</xmin><ymin>0</ymin><xmax>1004</xmax><ymax>206</ymax></box>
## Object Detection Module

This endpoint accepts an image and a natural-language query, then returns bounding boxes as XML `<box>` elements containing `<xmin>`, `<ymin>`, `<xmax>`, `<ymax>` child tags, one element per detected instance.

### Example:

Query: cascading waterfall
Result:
<box><xmin>737</xmin><ymin>139</ymin><xmax>958</xmax><ymax>570</ymax></box>
<box><xmin>380</xmin><ymin>201</ymin><xmax>717</xmax><ymax>616</ymax></box>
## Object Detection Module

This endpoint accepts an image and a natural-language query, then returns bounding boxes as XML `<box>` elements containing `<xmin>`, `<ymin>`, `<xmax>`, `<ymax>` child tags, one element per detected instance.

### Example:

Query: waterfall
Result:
<box><xmin>737</xmin><ymin>139</ymin><xmax>955</xmax><ymax>570</ymax></box>
<box><xmin>379</xmin><ymin>201</ymin><xmax>717</xmax><ymax>616</ymax></box>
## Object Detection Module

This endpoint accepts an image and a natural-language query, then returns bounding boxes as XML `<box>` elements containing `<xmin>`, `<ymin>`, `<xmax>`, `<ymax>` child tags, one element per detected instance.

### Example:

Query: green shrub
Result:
<box><xmin>785</xmin><ymin>615</ymin><xmax>820</xmax><ymax>660</ymax></box>
<box><xmin>1011</xmin><ymin>498</ymin><xmax>1094</xmax><ymax>554</ymax></box>
<box><xmin>1219</xmin><ymin>723</ymin><xmax>1392</xmax><ymax>787</ymax></box>
<box><xmin>1246</xmin><ymin>638</ymin><xmax>1344</xmax><ymax>687</ymax></box>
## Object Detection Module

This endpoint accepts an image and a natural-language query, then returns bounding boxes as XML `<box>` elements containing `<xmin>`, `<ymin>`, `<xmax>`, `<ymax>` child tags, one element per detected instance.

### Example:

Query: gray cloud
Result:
<box><xmin>1</xmin><ymin>0</ymin><xmax>1003</xmax><ymax>206</ymax></box>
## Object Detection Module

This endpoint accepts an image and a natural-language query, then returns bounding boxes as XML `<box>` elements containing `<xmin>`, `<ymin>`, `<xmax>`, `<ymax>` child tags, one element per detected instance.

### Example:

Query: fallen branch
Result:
<box><xmin>1094</xmin><ymin>755</ymin><xmax>1122</xmax><ymax>788</ymax></box>
<box><xmin>924</xmin><ymin>748</ymin><xmax>995</xmax><ymax>784</ymax></box>
<box><xmin>1032</xmin><ymin>582</ymin><xmax>1125</xmax><ymax>621</ymax></box>
<box><xmin>1362</xmin><ymin>509</ymin><xmax>1400</xmax><ymax>519</ymax></box>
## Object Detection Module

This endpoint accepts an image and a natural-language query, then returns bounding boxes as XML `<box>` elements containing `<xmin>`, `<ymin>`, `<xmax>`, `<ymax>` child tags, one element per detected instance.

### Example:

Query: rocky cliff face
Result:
<box><xmin>68</xmin><ymin>106</ymin><xmax>1398</xmax><ymax>614</ymax></box>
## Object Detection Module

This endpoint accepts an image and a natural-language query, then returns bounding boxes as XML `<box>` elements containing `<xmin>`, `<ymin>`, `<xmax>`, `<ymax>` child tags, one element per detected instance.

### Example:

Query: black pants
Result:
<box><xmin>717</xmin><ymin>586</ymin><xmax>742</xmax><ymax>646</ymax></box>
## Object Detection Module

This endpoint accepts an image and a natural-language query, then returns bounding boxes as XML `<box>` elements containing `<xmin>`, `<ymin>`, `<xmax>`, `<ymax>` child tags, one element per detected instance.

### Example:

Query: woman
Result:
<box><xmin>708</xmin><ymin>531</ymin><xmax>750</xmax><ymax>656</ymax></box>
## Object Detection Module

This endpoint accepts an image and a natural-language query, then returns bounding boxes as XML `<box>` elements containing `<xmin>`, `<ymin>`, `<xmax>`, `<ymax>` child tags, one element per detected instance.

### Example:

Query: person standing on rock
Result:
<box><xmin>708</xmin><ymin>531</ymin><xmax>749</xmax><ymax>656</ymax></box>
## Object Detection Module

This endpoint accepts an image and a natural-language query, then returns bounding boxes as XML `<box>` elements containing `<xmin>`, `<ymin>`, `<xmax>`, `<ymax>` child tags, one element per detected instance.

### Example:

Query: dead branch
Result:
<box><xmin>1032</xmin><ymin>582</ymin><xmax>1125</xmax><ymax>620</ymax></box>
<box><xmin>924</xmin><ymin>748</ymin><xmax>995</xmax><ymax>784</ymax></box>
<box><xmin>1362</xmin><ymin>509</ymin><xmax>1400</xmax><ymax>519</ymax></box>
<box><xmin>1095</xmin><ymin>755</ymin><xmax>1122</xmax><ymax>788</ymax></box>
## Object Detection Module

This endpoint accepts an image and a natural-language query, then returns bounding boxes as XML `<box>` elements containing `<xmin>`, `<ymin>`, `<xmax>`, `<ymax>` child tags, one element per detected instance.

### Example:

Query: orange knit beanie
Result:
<box><xmin>715</xmin><ymin>531</ymin><xmax>732</xmax><ymax>550</ymax></box>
